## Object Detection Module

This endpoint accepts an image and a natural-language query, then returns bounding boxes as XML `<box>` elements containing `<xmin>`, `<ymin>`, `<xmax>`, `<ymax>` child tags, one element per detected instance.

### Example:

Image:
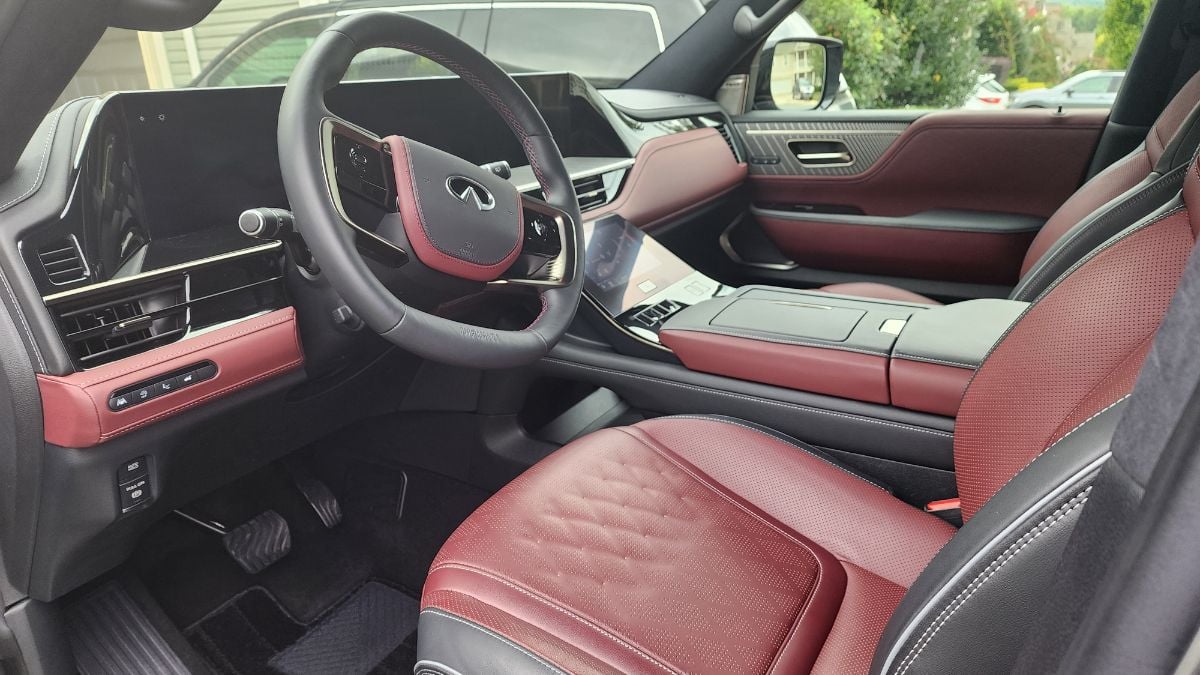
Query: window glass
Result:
<box><xmin>485</xmin><ymin>7</ymin><xmax>664</xmax><ymax>88</ymax></box>
<box><xmin>761</xmin><ymin>0</ymin><xmax>1155</xmax><ymax>112</ymax></box>
<box><xmin>57</xmin><ymin>0</ymin><xmax>706</xmax><ymax>102</ymax></box>
<box><xmin>1071</xmin><ymin>75</ymin><xmax>1112</xmax><ymax>94</ymax></box>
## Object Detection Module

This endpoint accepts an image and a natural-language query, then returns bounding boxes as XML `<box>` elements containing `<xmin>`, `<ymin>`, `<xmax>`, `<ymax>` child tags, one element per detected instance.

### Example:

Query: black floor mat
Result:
<box><xmin>187</xmin><ymin>582</ymin><xmax>418</xmax><ymax>675</ymax></box>
<box><xmin>137</xmin><ymin>457</ymin><xmax>488</xmax><ymax>674</ymax></box>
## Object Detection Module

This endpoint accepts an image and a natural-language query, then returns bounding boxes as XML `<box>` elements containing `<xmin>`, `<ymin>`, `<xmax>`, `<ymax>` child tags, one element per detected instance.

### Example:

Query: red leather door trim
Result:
<box><xmin>747</xmin><ymin>110</ymin><xmax>1107</xmax><ymax>217</ymax></box>
<box><xmin>889</xmin><ymin>358</ymin><xmax>974</xmax><ymax>417</ymax></box>
<box><xmin>38</xmin><ymin>308</ymin><xmax>303</xmax><ymax>448</ymax></box>
<box><xmin>757</xmin><ymin>214</ymin><xmax>1035</xmax><ymax>285</ymax></box>
<box><xmin>658</xmin><ymin>328</ymin><xmax>890</xmax><ymax>403</ymax></box>
<box><xmin>746</xmin><ymin>110</ymin><xmax>1106</xmax><ymax>285</ymax></box>
<box><xmin>588</xmin><ymin>128</ymin><xmax>747</xmax><ymax>229</ymax></box>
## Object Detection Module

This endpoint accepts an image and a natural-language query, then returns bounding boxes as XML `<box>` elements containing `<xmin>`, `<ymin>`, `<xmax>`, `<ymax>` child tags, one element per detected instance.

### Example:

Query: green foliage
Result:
<box><xmin>875</xmin><ymin>0</ymin><xmax>987</xmax><ymax>108</ymax></box>
<box><xmin>978</xmin><ymin>0</ymin><xmax>1028</xmax><ymax>68</ymax></box>
<box><xmin>1096</xmin><ymin>0</ymin><xmax>1152</xmax><ymax>69</ymax></box>
<box><xmin>801</xmin><ymin>0</ymin><xmax>903</xmax><ymax>107</ymax></box>
<box><xmin>1021</xmin><ymin>15</ymin><xmax>1066</xmax><ymax>83</ymax></box>
<box><xmin>1064</xmin><ymin>5</ymin><xmax>1104</xmax><ymax>32</ymax></box>
<box><xmin>797</xmin><ymin>0</ymin><xmax>1148</xmax><ymax>110</ymax></box>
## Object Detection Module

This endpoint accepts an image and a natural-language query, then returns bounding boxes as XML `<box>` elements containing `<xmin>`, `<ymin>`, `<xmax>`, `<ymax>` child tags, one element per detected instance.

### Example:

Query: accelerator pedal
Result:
<box><xmin>222</xmin><ymin>510</ymin><xmax>292</xmax><ymax>574</ymax></box>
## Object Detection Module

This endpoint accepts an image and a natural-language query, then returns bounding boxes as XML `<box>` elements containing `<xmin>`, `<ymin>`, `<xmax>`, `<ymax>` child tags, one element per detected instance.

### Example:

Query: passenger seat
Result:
<box><xmin>818</xmin><ymin>71</ymin><xmax>1200</xmax><ymax>305</ymax></box>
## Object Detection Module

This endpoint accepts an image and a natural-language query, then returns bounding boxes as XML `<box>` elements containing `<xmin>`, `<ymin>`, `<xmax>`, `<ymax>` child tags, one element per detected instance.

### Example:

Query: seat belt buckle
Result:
<box><xmin>925</xmin><ymin>498</ymin><xmax>962</xmax><ymax>525</ymax></box>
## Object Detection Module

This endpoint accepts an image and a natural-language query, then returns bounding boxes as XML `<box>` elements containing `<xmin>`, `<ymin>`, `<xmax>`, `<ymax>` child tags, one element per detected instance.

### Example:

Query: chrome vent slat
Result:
<box><xmin>713</xmin><ymin>123</ymin><xmax>739</xmax><ymax>161</ymax></box>
<box><xmin>37</xmin><ymin>237</ymin><xmax>89</xmax><ymax>285</ymax></box>
<box><xmin>52</xmin><ymin>277</ymin><xmax>189</xmax><ymax>368</ymax></box>
<box><xmin>572</xmin><ymin>174</ymin><xmax>608</xmax><ymax>211</ymax></box>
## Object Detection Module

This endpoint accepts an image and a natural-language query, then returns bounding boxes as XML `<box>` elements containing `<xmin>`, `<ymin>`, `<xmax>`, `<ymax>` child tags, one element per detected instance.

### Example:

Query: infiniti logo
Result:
<box><xmin>446</xmin><ymin>176</ymin><xmax>496</xmax><ymax>212</ymax></box>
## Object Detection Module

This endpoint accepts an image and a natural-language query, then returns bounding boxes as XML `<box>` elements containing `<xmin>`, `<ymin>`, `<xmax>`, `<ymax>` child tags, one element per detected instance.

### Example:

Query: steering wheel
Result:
<box><xmin>277</xmin><ymin>11</ymin><xmax>583</xmax><ymax>368</ymax></box>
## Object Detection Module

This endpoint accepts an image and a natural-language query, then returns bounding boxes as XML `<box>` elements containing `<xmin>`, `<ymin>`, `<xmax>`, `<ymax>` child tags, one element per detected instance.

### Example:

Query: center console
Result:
<box><xmin>658</xmin><ymin>287</ymin><xmax>1028</xmax><ymax>417</ymax></box>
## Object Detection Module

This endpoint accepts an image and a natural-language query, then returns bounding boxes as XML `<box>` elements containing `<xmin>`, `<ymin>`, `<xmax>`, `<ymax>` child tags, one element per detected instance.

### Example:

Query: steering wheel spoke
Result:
<box><xmin>491</xmin><ymin>194</ymin><xmax>577</xmax><ymax>289</ymax></box>
<box><xmin>319</xmin><ymin>116</ymin><xmax>409</xmax><ymax>265</ymax></box>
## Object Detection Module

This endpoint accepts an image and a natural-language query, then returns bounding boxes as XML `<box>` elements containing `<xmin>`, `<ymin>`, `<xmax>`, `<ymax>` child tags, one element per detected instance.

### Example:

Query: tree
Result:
<box><xmin>801</xmin><ymin>0</ymin><xmax>903</xmax><ymax>107</ymax></box>
<box><xmin>876</xmin><ymin>0</ymin><xmax>987</xmax><ymax>108</ymax></box>
<box><xmin>978</xmin><ymin>0</ymin><xmax>1027</xmax><ymax>69</ymax></box>
<box><xmin>1097</xmin><ymin>0</ymin><xmax>1153</xmax><ymax>69</ymax></box>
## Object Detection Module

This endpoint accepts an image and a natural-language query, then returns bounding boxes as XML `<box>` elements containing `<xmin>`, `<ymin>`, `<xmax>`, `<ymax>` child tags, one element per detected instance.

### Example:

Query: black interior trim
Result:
<box><xmin>751</xmin><ymin>207</ymin><xmax>1045</xmax><ymax>234</ymax></box>
<box><xmin>541</xmin><ymin>338</ymin><xmax>955</xmax><ymax>469</ymax></box>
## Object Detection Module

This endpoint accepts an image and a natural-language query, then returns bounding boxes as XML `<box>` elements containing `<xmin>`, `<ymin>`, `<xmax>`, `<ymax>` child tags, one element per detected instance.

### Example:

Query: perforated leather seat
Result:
<box><xmin>818</xmin><ymin>71</ymin><xmax>1200</xmax><ymax>306</ymax></box>
<box><xmin>414</xmin><ymin>114</ymin><xmax>1200</xmax><ymax>675</ymax></box>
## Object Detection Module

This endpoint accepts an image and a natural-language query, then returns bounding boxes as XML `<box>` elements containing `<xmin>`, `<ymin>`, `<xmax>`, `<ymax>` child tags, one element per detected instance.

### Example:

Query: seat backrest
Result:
<box><xmin>1012</xmin><ymin>72</ymin><xmax>1200</xmax><ymax>302</ymax></box>
<box><xmin>869</xmin><ymin>143</ymin><xmax>1200</xmax><ymax>675</ymax></box>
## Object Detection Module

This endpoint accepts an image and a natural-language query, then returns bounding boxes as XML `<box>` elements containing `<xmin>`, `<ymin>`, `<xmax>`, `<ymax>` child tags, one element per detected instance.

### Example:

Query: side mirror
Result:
<box><xmin>754</xmin><ymin>37</ymin><xmax>844</xmax><ymax>111</ymax></box>
<box><xmin>1065</xmin><ymin>88</ymin><xmax>1075</xmax><ymax>98</ymax></box>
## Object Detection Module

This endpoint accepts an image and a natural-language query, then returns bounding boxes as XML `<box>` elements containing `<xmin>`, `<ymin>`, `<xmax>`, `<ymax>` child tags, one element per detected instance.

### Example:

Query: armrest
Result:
<box><xmin>889</xmin><ymin>299</ymin><xmax>1028</xmax><ymax>416</ymax></box>
<box><xmin>660</xmin><ymin>286</ymin><xmax>919</xmax><ymax>403</ymax></box>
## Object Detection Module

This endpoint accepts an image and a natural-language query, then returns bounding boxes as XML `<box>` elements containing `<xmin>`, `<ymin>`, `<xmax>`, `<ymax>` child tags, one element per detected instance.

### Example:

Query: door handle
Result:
<box><xmin>788</xmin><ymin>140</ymin><xmax>854</xmax><ymax>166</ymax></box>
<box><xmin>794</xmin><ymin>151</ymin><xmax>852</xmax><ymax>162</ymax></box>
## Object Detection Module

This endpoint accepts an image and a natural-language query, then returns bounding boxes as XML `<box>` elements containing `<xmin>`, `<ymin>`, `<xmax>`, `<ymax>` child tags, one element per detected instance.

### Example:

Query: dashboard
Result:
<box><xmin>0</xmin><ymin>70</ymin><xmax>746</xmax><ymax>601</ymax></box>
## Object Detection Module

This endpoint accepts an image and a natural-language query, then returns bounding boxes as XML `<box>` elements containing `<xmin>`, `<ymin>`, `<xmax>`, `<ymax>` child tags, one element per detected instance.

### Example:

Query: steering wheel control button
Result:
<box><xmin>332</xmin><ymin>135</ymin><xmax>393</xmax><ymax>208</ymax></box>
<box><xmin>523</xmin><ymin>212</ymin><xmax>562</xmax><ymax>257</ymax></box>
<box><xmin>107</xmin><ymin>361</ymin><xmax>218</xmax><ymax>411</ymax></box>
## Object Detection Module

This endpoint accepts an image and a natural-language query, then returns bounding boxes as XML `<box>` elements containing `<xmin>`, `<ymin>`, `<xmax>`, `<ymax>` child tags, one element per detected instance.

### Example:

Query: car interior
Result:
<box><xmin>4</xmin><ymin>0</ymin><xmax>1200</xmax><ymax>673</ymax></box>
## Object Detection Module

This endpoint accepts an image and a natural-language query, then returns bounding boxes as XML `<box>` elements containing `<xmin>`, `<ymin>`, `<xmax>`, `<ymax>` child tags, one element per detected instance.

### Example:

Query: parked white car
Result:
<box><xmin>963</xmin><ymin>73</ymin><xmax>1010</xmax><ymax>109</ymax></box>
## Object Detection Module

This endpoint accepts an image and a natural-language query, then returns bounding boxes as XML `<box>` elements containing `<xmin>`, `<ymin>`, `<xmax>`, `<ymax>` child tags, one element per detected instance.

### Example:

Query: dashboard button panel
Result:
<box><xmin>108</xmin><ymin>361</ymin><xmax>217</xmax><ymax>411</ymax></box>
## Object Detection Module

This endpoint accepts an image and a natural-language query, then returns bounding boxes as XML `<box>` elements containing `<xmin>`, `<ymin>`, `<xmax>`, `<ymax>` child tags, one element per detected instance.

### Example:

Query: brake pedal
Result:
<box><xmin>175</xmin><ymin>508</ymin><xmax>292</xmax><ymax>574</ymax></box>
<box><xmin>223</xmin><ymin>510</ymin><xmax>291</xmax><ymax>574</ymax></box>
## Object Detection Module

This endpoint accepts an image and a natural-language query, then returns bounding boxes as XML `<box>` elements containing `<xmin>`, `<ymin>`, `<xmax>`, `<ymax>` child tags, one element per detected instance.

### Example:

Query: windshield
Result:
<box><xmin>60</xmin><ymin>0</ymin><xmax>710</xmax><ymax>103</ymax></box>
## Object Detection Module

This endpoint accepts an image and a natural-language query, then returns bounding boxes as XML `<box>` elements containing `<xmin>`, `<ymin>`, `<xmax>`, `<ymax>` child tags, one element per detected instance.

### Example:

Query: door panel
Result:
<box><xmin>727</xmin><ymin>109</ymin><xmax>1108</xmax><ymax>296</ymax></box>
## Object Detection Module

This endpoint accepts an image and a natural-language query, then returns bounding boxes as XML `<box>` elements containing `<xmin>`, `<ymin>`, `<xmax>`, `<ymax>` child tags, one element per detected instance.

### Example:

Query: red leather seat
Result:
<box><xmin>417</xmin><ymin>162</ymin><xmax>1198</xmax><ymax>672</ymax></box>
<box><xmin>415</xmin><ymin>101</ymin><xmax>1200</xmax><ymax>675</ymax></box>
<box><xmin>817</xmin><ymin>72</ymin><xmax>1200</xmax><ymax>306</ymax></box>
<box><xmin>424</xmin><ymin>418</ymin><xmax>954</xmax><ymax>673</ymax></box>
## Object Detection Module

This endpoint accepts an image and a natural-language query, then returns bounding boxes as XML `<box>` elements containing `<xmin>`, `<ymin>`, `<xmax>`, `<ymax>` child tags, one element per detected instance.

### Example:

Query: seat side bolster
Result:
<box><xmin>416</xmin><ymin>609</ymin><xmax>571</xmax><ymax>675</ymax></box>
<box><xmin>870</xmin><ymin>401</ymin><xmax>1126</xmax><ymax>675</ymax></box>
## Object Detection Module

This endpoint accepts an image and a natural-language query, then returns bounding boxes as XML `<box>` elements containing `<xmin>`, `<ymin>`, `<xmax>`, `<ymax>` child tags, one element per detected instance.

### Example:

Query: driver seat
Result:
<box><xmin>414</xmin><ymin>154</ymin><xmax>1200</xmax><ymax>673</ymax></box>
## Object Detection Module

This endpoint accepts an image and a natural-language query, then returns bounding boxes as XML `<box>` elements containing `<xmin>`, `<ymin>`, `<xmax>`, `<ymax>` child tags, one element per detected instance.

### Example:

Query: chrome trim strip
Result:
<box><xmin>718</xmin><ymin>220</ymin><xmax>798</xmax><ymax>271</ymax></box>
<box><xmin>41</xmin><ymin>241</ymin><xmax>282</xmax><ymax>303</ymax></box>
<box><xmin>742</xmin><ymin>128</ymin><xmax>905</xmax><ymax>136</ymax></box>
<box><xmin>318</xmin><ymin>117</ymin><xmax>410</xmax><ymax>259</ymax></box>
<box><xmin>511</xmin><ymin>158</ymin><xmax>634</xmax><ymax>193</ymax></box>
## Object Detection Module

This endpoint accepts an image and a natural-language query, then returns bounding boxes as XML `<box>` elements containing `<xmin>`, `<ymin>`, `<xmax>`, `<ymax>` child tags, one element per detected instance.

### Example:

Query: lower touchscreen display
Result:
<box><xmin>584</xmin><ymin>216</ymin><xmax>696</xmax><ymax>316</ymax></box>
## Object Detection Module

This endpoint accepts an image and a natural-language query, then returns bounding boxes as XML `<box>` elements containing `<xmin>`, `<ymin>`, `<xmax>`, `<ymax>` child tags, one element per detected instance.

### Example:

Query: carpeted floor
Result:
<box><xmin>135</xmin><ymin>455</ymin><xmax>489</xmax><ymax>674</ymax></box>
<box><xmin>186</xmin><ymin>583</ymin><xmax>419</xmax><ymax>675</ymax></box>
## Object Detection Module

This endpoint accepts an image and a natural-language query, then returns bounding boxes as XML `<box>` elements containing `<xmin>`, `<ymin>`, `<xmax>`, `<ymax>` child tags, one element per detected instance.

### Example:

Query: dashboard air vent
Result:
<box><xmin>37</xmin><ymin>237</ymin><xmax>88</xmax><ymax>285</ymax></box>
<box><xmin>51</xmin><ymin>278</ymin><xmax>188</xmax><ymax>368</ymax></box>
<box><xmin>573</xmin><ymin>174</ymin><xmax>608</xmax><ymax>211</ymax></box>
<box><xmin>713</xmin><ymin>122</ymin><xmax>739</xmax><ymax>162</ymax></box>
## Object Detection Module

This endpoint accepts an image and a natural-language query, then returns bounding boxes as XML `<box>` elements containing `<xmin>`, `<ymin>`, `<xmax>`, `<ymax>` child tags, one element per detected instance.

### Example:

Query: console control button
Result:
<box><xmin>108</xmin><ymin>361</ymin><xmax>218</xmax><ymax>411</ymax></box>
<box><xmin>119</xmin><ymin>475</ymin><xmax>150</xmax><ymax>512</ymax></box>
<box><xmin>118</xmin><ymin>456</ymin><xmax>148</xmax><ymax>484</ymax></box>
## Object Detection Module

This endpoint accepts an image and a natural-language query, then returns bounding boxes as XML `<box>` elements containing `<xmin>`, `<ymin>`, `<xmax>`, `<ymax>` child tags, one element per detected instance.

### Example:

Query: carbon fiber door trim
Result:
<box><xmin>736</xmin><ymin>120</ymin><xmax>909</xmax><ymax>177</ymax></box>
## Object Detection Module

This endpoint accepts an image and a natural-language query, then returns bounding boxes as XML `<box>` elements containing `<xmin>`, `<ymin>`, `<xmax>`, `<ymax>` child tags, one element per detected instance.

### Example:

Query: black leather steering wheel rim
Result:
<box><xmin>278</xmin><ymin>11</ymin><xmax>584</xmax><ymax>369</ymax></box>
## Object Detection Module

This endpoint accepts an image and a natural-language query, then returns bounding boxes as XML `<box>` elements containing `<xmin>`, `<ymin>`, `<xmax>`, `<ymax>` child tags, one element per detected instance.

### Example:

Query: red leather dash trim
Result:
<box><xmin>588</xmin><ymin>128</ymin><xmax>747</xmax><ymax>229</ymax></box>
<box><xmin>659</xmin><ymin>328</ymin><xmax>890</xmax><ymax>404</ymax></box>
<box><xmin>38</xmin><ymin>308</ymin><xmax>303</xmax><ymax>448</ymax></box>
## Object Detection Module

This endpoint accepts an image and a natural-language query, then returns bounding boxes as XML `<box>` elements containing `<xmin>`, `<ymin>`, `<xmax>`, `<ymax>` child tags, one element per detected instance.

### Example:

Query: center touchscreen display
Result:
<box><xmin>584</xmin><ymin>216</ymin><xmax>695</xmax><ymax>316</ymax></box>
